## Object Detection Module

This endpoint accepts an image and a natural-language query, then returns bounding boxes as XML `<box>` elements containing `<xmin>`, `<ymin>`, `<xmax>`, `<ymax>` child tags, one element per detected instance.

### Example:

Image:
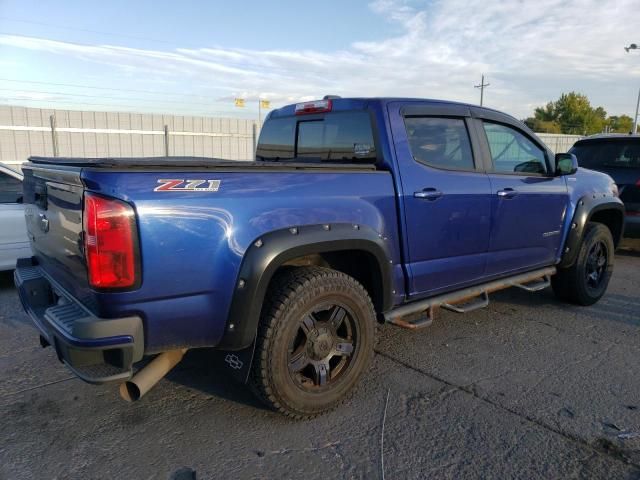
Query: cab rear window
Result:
<box><xmin>256</xmin><ymin>111</ymin><xmax>376</xmax><ymax>162</ymax></box>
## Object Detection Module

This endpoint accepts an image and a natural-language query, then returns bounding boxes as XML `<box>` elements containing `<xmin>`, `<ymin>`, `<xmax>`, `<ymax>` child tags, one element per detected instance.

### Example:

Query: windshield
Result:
<box><xmin>570</xmin><ymin>139</ymin><xmax>640</xmax><ymax>169</ymax></box>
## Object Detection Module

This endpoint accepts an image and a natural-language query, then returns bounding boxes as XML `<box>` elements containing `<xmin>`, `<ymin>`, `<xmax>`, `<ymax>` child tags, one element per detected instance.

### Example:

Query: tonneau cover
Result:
<box><xmin>28</xmin><ymin>156</ymin><xmax>378</xmax><ymax>171</ymax></box>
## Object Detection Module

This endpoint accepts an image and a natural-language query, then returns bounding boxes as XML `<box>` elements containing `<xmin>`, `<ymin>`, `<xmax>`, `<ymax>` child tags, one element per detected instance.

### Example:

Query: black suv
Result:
<box><xmin>570</xmin><ymin>134</ymin><xmax>640</xmax><ymax>238</ymax></box>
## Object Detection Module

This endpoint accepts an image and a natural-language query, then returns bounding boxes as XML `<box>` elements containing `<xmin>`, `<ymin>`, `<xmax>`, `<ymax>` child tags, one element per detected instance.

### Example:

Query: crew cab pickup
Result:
<box><xmin>15</xmin><ymin>97</ymin><xmax>624</xmax><ymax>418</ymax></box>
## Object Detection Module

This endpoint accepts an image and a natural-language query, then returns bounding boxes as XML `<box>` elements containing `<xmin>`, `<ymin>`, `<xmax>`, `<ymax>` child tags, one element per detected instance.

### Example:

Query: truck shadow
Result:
<box><xmin>492</xmin><ymin>287</ymin><xmax>640</xmax><ymax>328</ymax></box>
<box><xmin>166</xmin><ymin>348</ymin><xmax>268</xmax><ymax>411</ymax></box>
<box><xmin>0</xmin><ymin>270</ymin><xmax>15</xmax><ymax>290</ymax></box>
<box><xmin>0</xmin><ymin>270</ymin><xmax>33</xmax><ymax>329</ymax></box>
<box><xmin>618</xmin><ymin>238</ymin><xmax>640</xmax><ymax>257</ymax></box>
<box><xmin>617</xmin><ymin>248</ymin><xmax>640</xmax><ymax>258</ymax></box>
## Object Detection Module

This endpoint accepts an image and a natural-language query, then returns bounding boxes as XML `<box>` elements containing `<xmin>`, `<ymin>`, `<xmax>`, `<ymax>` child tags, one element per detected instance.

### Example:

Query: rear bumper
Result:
<box><xmin>14</xmin><ymin>257</ymin><xmax>144</xmax><ymax>384</ymax></box>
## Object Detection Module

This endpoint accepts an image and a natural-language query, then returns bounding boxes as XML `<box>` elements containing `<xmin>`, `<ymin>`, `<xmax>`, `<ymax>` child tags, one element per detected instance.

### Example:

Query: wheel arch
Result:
<box><xmin>218</xmin><ymin>224</ymin><xmax>394</xmax><ymax>351</ymax></box>
<box><xmin>559</xmin><ymin>195</ymin><xmax>625</xmax><ymax>268</ymax></box>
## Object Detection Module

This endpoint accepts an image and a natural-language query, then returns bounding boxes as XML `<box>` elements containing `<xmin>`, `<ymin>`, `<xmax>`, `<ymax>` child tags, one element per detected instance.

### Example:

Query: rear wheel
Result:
<box><xmin>250</xmin><ymin>266</ymin><xmax>376</xmax><ymax>419</ymax></box>
<box><xmin>552</xmin><ymin>222</ymin><xmax>614</xmax><ymax>306</ymax></box>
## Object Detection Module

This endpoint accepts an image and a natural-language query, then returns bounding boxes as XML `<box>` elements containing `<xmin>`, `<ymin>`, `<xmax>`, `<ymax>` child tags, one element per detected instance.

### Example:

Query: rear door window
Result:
<box><xmin>404</xmin><ymin>117</ymin><xmax>475</xmax><ymax>170</ymax></box>
<box><xmin>256</xmin><ymin>111</ymin><xmax>376</xmax><ymax>162</ymax></box>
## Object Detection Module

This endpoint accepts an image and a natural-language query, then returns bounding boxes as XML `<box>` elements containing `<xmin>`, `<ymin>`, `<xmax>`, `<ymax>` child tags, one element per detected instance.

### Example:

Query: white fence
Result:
<box><xmin>0</xmin><ymin>105</ymin><xmax>258</xmax><ymax>167</ymax></box>
<box><xmin>536</xmin><ymin>133</ymin><xmax>583</xmax><ymax>153</ymax></box>
<box><xmin>0</xmin><ymin>105</ymin><xmax>583</xmax><ymax>169</ymax></box>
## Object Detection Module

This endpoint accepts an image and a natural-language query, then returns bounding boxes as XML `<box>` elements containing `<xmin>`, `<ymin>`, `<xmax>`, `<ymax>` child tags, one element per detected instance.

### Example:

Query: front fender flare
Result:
<box><xmin>559</xmin><ymin>195</ymin><xmax>624</xmax><ymax>268</ymax></box>
<box><xmin>218</xmin><ymin>223</ymin><xmax>394</xmax><ymax>351</ymax></box>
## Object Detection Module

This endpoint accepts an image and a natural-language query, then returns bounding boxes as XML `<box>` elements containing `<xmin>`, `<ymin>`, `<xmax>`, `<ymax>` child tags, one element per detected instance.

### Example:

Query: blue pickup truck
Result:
<box><xmin>15</xmin><ymin>97</ymin><xmax>624</xmax><ymax>418</ymax></box>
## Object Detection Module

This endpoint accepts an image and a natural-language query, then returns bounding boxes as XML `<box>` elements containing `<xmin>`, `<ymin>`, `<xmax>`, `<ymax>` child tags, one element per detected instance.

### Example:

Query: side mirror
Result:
<box><xmin>555</xmin><ymin>153</ymin><xmax>578</xmax><ymax>176</ymax></box>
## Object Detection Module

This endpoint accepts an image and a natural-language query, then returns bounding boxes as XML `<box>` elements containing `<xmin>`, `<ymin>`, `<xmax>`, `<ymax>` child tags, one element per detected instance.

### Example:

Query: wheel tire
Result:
<box><xmin>552</xmin><ymin>222</ymin><xmax>615</xmax><ymax>306</ymax></box>
<box><xmin>249</xmin><ymin>266</ymin><xmax>376</xmax><ymax>419</ymax></box>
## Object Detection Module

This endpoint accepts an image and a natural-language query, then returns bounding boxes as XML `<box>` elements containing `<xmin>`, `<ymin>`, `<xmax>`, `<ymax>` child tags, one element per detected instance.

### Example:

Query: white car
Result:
<box><xmin>0</xmin><ymin>163</ymin><xmax>30</xmax><ymax>271</ymax></box>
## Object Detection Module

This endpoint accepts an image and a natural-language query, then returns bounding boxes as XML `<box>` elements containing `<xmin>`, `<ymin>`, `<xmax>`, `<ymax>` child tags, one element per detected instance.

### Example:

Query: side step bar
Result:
<box><xmin>508</xmin><ymin>275</ymin><xmax>551</xmax><ymax>292</ymax></box>
<box><xmin>441</xmin><ymin>292</ymin><xmax>489</xmax><ymax>313</ymax></box>
<box><xmin>385</xmin><ymin>267</ymin><xmax>556</xmax><ymax>330</ymax></box>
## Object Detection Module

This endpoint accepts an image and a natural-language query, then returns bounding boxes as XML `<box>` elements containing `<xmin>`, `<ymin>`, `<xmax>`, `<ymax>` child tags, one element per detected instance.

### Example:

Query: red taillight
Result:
<box><xmin>295</xmin><ymin>99</ymin><xmax>332</xmax><ymax>115</ymax></box>
<box><xmin>84</xmin><ymin>193</ymin><xmax>139</xmax><ymax>289</ymax></box>
<box><xmin>636</xmin><ymin>178</ymin><xmax>640</xmax><ymax>187</ymax></box>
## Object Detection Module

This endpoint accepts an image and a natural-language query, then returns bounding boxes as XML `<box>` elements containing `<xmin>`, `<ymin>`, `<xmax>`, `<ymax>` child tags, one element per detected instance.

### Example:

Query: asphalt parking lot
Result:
<box><xmin>1</xmin><ymin>242</ymin><xmax>639</xmax><ymax>480</ymax></box>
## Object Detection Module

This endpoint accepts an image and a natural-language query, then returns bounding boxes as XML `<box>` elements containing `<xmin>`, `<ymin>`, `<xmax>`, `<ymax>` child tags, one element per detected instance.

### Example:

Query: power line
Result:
<box><xmin>0</xmin><ymin>16</ymin><xmax>178</xmax><ymax>46</ymax></box>
<box><xmin>0</xmin><ymin>31</ymin><xmax>282</xmax><ymax>87</ymax></box>
<box><xmin>0</xmin><ymin>77</ymin><xmax>222</xmax><ymax>100</ymax></box>
<box><xmin>0</xmin><ymin>87</ymin><xmax>221</xmax><ymax>107</ymax></box>
<box><xmin>0</xmin><ymin>31</ymin><xmax>261</xmax><ymax>78</ymax></box>
<box><xmin>0</xmin><ymin>97</ymin><xmax>229</xmax><ymax>116</ymax></box>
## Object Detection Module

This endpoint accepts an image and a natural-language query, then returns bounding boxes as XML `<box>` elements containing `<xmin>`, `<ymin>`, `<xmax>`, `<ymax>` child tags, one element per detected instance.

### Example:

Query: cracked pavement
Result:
<box><xmin>1</xmin><ymin>241</ymin><xmax>639</xmax><ymax>479</ymax></box>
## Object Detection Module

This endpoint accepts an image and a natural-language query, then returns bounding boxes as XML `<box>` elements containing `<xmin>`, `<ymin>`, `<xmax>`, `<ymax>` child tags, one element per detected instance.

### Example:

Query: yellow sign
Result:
<box><xmin>260</xmin><ymin>99</ymin><xmax>271</xmax><ymax>109</ymax></box>
<box><xmin>234</xmin><ymin>98</ymin><xmax>245</xmax><ymax>107</ymax></box>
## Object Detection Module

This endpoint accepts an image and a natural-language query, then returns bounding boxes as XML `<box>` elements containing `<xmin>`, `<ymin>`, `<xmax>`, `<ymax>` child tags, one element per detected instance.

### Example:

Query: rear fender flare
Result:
<box><xmin>219</xmin><ymin>223</ymin><xmax>394</xmax><ymax>353</ymax></box>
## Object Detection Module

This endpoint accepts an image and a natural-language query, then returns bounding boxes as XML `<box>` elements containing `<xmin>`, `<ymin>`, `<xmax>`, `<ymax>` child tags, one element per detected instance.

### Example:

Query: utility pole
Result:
<box><xmin>634</xmin><ymin>87</ymin><xmax>639</xmax><ymax>135</ymax></box>
<box><xmin>624</xmin><ymin>44</ymin><xmax>639</xmax><ymax>134</ymax></box>
<box><xmin>474</xmin><ymin>74</ymin><xmax>490</xmax><ymax>106</ymax></box>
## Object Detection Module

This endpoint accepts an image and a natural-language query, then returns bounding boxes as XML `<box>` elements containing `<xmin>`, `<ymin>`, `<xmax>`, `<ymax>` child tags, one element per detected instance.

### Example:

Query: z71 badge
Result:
<box><xmin>154</xmin><ymin>179</ymin><xmax>221</xmax><ymax>192</ymax></box>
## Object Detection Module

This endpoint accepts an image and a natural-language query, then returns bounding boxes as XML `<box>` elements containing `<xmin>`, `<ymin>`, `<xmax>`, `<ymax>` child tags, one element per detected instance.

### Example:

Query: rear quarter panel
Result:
<box><xmin>81</xmin><ymin>168</ymin><xmax>401</xmax><ymax>353</ymax></box>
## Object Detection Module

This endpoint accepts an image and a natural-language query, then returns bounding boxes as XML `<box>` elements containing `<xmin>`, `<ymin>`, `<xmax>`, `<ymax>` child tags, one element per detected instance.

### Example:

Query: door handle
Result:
<box><xmin>414</xmin><ymin>188</ymin><xmax>443</xmax><ymax>201</ymax></box>
<box><xmin>497</xmin><ymin>188</ymin><xmax>518</xmax><ymax>199</ymax></box>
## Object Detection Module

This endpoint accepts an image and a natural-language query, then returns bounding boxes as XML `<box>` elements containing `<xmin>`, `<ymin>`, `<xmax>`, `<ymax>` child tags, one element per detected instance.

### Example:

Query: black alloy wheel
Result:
<box><xmin>250</xmin><ymin>266</ymin><xmax>376</xmax><ymax>419</ymax></box>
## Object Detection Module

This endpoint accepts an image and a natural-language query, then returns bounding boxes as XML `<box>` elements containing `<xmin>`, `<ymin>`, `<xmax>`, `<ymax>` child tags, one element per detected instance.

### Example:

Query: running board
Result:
<box><xmin>386</xmin><ymin>267</ymin><xmax>556</xmax><ymax>329</ymax></box>
<box><xmin>441</xmin><ymin>292</ymin><xmax>489</xmax><ymax>313</ymax></box>
<box><xmin>388</xmin><ymin>308</ymin><xmax>435</xmax><ymax>330</ymax></box>
<box><xmin>509</xmin><ymin>275</ymin><xmax>551</xmax><ymax>292</ymax></box>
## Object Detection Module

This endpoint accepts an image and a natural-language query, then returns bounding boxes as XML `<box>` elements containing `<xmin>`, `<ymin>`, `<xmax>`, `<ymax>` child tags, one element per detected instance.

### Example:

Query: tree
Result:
<box><xmin>607</xmin><ymin>115</ymin><xmax>634</xmax><ymax>133</ymax></box>
<box><xmin>553</xmin><ymin>92</ymin><xmax>605</xmax><ymax>134</ymax></box>
<box><xmin>528</xmin><ymin>92</ymin><xmax>609</xmax><ymax>135</ymax></box>
<box><xmin>524</xmin><ymin>117</ymin><xmax>561</xmax><ymax>133</ymax></box>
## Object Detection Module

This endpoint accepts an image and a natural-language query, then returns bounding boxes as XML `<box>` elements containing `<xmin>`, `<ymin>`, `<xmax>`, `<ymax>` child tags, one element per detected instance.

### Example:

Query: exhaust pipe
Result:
<box><xmin>120</xmin><ymin>348</ymin><xmax>187</xmax><ymax>402</ymax></box>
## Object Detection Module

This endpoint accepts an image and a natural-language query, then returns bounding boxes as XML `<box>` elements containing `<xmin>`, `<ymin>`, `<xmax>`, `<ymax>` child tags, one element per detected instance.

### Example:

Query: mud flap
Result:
<box><xmin>211</xmin><ymin>341</ymin><xmax>256</xmax><ymax>383</ymax></box>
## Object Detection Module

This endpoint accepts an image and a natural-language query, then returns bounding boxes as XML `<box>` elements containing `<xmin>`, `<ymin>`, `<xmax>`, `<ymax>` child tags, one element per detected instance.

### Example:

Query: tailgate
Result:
<box><xmin>22</xmin><ymin>164</ymin><xmax>88</xmax><ymax>296</ymax></box>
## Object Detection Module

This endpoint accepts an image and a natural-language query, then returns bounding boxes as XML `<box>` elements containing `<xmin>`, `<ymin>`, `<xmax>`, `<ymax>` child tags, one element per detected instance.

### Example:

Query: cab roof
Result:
<box><xmin>268</xmin><ymin>97</ymin><xmax>517</xmax><ymax>121</ymax></box>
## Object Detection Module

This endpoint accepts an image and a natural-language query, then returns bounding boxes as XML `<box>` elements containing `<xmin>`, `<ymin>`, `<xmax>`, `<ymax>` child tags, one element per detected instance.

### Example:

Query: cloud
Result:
<box><xmin>0</xmin><ymin>0</ymin><xmax>639</xmax><ymax>117</ymax></box>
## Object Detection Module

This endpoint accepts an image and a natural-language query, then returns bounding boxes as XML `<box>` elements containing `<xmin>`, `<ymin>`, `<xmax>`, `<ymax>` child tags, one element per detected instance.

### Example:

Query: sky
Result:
<box><xmin>0</xmin><ymin>0</ymin><xmax>639</xmax><ymax>120</ymax></box>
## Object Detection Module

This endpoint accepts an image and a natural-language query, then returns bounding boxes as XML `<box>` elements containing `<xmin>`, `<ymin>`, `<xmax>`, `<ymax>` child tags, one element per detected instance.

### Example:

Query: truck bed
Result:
<box><xmin>21</xmin><ymin>156</ymin><xmax>399</xmax><ymax>353</ymax></box>
<box><xmin>29</xmin><ymin>156</ymin><xmax>379</xmax><ymax>171</ymax></box>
